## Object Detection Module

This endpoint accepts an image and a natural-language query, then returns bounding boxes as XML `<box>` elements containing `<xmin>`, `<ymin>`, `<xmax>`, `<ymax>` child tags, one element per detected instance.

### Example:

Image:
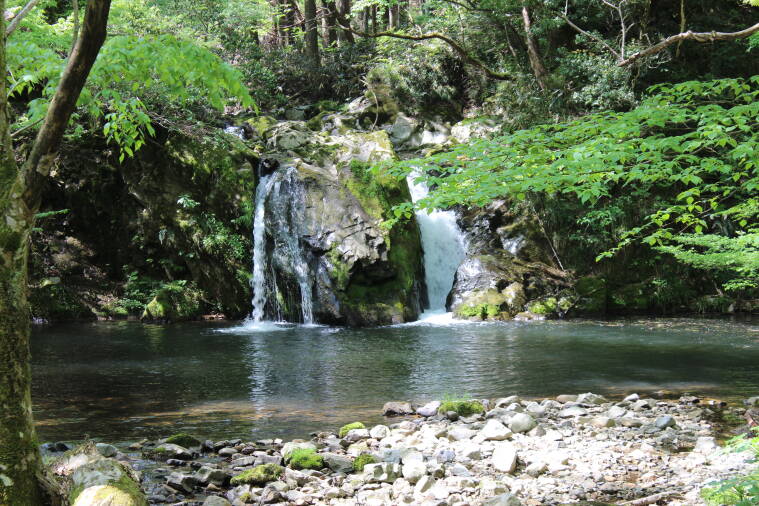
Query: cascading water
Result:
<box><xmin>248</xmin><ymin>167</ymin><xmax>314</xmax><ymax>325</ymax></box>
<box><xmin>406</xmin><ymin>170</ymin><xmax>467</xmax><ymax>321</ymax></box>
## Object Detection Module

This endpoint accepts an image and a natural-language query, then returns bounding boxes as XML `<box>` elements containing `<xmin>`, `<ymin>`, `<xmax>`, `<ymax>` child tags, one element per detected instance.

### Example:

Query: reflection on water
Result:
<box><xmin>31</xmin><ymin>317</ymin><xmax>759</xmax><ymax>444</ymax></box>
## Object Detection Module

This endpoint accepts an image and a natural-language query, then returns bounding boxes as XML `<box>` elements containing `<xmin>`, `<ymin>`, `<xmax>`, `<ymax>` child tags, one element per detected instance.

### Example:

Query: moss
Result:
<box><xmin>165</xmin><ymin>433</ymin><xmax>201</xmax><ymax>447</ymax></box>
<box><xmin>288</xmin><ymin>448</ymin><xmax>324</xmax><ymax>470</ymax></box>
<box><xmin>528</xmin><ymin>297</ymin><xmax>558</xmax><ymax>315</ymax></box>
<box><xmin>230</xmin><ymin>464</ymin><xmax>283</xmax><ymax>486</ymax></box>
<box><xmin>339</xmin><ymin>422</ymin><xmax>366</xmax><ymax>438</ymax></box>
<box><xmin>141</xmin><ymin>283</ymin><xmax>202</xmax><ymax>322</ymax></box>
<box><xmin>438</xmin><ymin>400</ymin><xmax>485</xmax><ymax>417</ymax></box>
<box><xmin>245</xmin><ymin>115</ymin><xmax>277</xmax><ymax>137</ymax></box>
<box><xmin>352</xmin><ymin>453</ymin><xmax>377</xmax><ymax>473</ymax></box>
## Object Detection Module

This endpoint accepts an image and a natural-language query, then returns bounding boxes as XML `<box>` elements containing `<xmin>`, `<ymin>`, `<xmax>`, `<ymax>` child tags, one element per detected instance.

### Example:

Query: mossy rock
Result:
<box><xmin>339</xmin><ymin>422</ymin><xmax>366</xmax><ymax>438</ymax></box>
<box><xmin>141</xmin><ymin>284</ymin><xmax>202</xmax><ymax>323</ymax></box>
<box><xmin>164</xmin><ymin>433</ymin><xmax>201</xmax><ymax>448</ymax></box>
<box><xmin>609</xmin><ymin>282</ymin><xmax>653</xmax><ymax>312</ymax></box>
<box><xmin>352</xmin><ymin>453</ymin><xmax>377</xmax><ymax>473</ymax></box>
<box><xmin>72</xmin><ymin>484</ymin><xmax>147</xmax><ymax>506</ymax></box>
<box><xmin>438</xmin><ymin>400</ymin><xmax>484</xmax><ymax>417</ymax></box>
<box><xmin>288</xmin><ymin>449</ymin><xmax>324</xmax><ymax>470</ymax></box>
<box><xmin>230</xmin><ymin>464</ymin><xmax>283</xmax><ymax>486</ymax></box>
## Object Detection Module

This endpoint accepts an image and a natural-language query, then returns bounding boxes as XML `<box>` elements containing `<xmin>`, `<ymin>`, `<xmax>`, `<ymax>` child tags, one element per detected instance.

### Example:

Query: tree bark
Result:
<box><xmin>521</xmin><ymin>4</ymin><xmax>549</xmax><ymax>90</ymax></box>
<box><xmin>304</xmin><ymin>0</ymin><xmax>320</xmax><ymax>66</ymax></box>
<box><xmin>336</xmin><ymin>0</ymin><xmax>354</xmax><ymax>44</ymax></box>
<box><xmin>322</xmin><ymin>0</ymin><xmax>337</xmax><ymax>46</ymax></box>
<box><xmin>0</xmin><ymin>1</ymin><xmax>111</xmax><ymax>503</ymax></box>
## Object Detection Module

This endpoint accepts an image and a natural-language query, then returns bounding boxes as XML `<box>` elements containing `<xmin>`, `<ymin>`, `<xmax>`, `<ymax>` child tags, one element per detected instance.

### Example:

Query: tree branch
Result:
<box><xmin>337</xmin><ymin>23</ymin><xmax>512</xmax><ymax>80</ymax></box>
<box><xmin>560</xmin><ymin>13</ymin><xmax>620</xmax><ymax>59</ymax></box>
<box><xmin>5</xmin><ymin>0</ymin><xmax>39</xmax><ymax>36</ymax></box>
<box><xmin>619</xmin><ymin>22</ymin><xmax>759</xmax><ymax>67</ymax></box>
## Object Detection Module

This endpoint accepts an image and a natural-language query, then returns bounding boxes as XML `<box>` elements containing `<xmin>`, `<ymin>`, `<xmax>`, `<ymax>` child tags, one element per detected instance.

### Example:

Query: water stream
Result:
<box><xmin>406</xmin><ymin>170</ymin><xmax>467</xmax><ymax>320</ymax></box>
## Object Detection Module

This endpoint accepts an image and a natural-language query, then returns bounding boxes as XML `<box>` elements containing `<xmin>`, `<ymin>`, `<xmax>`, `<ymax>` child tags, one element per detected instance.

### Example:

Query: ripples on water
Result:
<box><xmin>31</xmin><ymin>316</ymin><xmax>758</xmax><ymax>443</ymax></box>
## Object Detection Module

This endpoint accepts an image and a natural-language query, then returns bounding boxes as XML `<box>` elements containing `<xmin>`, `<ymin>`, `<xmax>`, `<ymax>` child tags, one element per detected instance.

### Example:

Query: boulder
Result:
<box><xmin>491</xmin><ymin>443</ymin><xmax>518</xmax><ymax>473</ymax></box>
<box><xmin>383</xmin><ymin>401</ymin><xmax>415</xmax><ymax>416</ymax></box>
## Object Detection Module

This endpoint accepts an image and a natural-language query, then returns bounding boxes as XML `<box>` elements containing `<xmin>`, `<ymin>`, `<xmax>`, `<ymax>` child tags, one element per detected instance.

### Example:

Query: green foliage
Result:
<box><xmin>164</xmin><ymin>433</ymin><xmax>201</xmax><ymax>448</ymax></box>
<box><xmin>287</xmin><ymin>449</ymin><xmax>324</xmax><ymax>470</ymax></box>
<box><xmin>339</xmin><ymin>421</ymin><xmax>366</xmax><ymax>438</ymax></box>
<box><xmin>385</xmin><ymin>77</ymin><xmax>759</xmax><ymax>292</ymax></box>
<box><xmin>230</xmin><ymin>464</ymin><xmax>283</xmax><ymax>486</ymax></box>
<box><xmin>438</xmin><ymin>399</ymin><xmax>484</xmax><ymax>416</ymax></box>
<box><xmin>702</xmin><ymin>428</ymin><xmax>759</xmax><ymax>505</ymax></box>
<box><xmin>352</xmin><ymin>453</ymin><xmax>377</xmax><ymax>473</ymax></box>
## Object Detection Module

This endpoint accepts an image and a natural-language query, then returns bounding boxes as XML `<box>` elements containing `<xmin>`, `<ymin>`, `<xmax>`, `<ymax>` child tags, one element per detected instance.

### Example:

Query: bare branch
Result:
<box><xmin>619</xmin><ymin>22</ymin><xmax>759</xmax><ymax>67</ymax></box>
<box><xmin>560</xmin><ymin>13</ymin><xmax>620</xmax><ymax>59</ymax></box>
<box><xmin>337</xmin><ymin>22</ymin><xmax>512</xmax><ymax>80</ymax></box>
<box><xmin>5</xmin><ymin>0</ymin><xmax>39</xmax><ymax>36</ymax></box>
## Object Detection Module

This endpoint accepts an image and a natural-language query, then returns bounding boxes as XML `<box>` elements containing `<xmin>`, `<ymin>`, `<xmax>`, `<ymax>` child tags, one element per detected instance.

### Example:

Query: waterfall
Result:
<box><xmin>248</xmin><ymin>167</ymin><xmax>314</xmax><ymax>325</ymax></box>
<box><xmin>406</xmin><ymin>170</ymin><xmax>467</xmax><ymax>318</ymax></box>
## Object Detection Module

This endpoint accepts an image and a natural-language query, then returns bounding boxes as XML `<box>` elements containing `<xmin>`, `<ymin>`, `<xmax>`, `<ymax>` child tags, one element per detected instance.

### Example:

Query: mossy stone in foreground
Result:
<box><xmin>288</xmin><ymin>448</ymin><xmax>324</xmax><ymax>470</ymax></box>
<box><xmin>164</xmin><ymin>433</ymin><xmax>201</xmax><ymax>448</ymax></box>
<box><xmin>438</xmin><ymin>400</ymin><xmax>485</xmax><ymax>417</ymax></box>
<box><xmin>339</xmin><ymin>422</ymin><xmax>366</xmax><ymax>438</ymax></box>
<box><xmin>352</xmin><ymin>453</ymin><xmax>377</xmax><ymax>473</ymax></box>
<box><xmin>230</xmin><ymin>464</ymin><xmax>283</xmax><ymax>486</ymax></box>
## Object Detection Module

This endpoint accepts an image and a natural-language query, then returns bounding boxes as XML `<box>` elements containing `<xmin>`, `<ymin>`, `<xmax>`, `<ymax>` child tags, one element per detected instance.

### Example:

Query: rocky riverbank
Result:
<box><xmin>48</xmin><ymin>392</ymin><xmax>758</xmax><ymax>505</ymax></box>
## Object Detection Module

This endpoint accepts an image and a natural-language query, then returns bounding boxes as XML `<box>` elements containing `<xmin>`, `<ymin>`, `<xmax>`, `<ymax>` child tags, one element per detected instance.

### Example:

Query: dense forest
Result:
<box><xmin>1</xmin><ymin>0</ymin><xmax>758</xmax><ymax>503</ymax></box>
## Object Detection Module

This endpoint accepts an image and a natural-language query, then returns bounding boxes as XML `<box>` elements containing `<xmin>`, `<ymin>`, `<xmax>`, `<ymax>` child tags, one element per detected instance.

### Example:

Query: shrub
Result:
<box><xmin>352</xmin><ymin>453</ymin><xmax>377</xmax><ymax>473</ymax></box>
<box><xmin>164</xmin><ymin>433</ymin><xmax>201</xmax><ymax>448</ymax></box>
<box><xmin>702</xmin><ymin>428</ymin><xmax>759</xmax><ymax>505</ymax></box>
<box><xmin>339</xmin><ymin>422</ymin><xmax>366</xmax><ymax>438</ymax></box>
<box><xmin>438</xmin><ymin>399</ymin><xmax>484</xmax><ymax>417</ymax></box>
<box><xmin>230</xmin><ymin>464</ymin><xmax>283</xmax><ymax>486</ymax></box>
<box><xmin>288</xmin><ymin>448</ymin><xmax>324</xmax><ymax>470</ymax></box>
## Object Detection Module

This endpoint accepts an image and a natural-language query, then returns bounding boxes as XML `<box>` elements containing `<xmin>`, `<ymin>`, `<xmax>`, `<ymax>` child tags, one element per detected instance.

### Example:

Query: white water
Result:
<box><xmin>250</xmin><ymin>174</ymin><xmax>276</xmax><ymax>322</ymax></box>
<box><xmin>406</xmin><ymin>170</ymin><xmax>467</xmax><ymax>321</ymax></box>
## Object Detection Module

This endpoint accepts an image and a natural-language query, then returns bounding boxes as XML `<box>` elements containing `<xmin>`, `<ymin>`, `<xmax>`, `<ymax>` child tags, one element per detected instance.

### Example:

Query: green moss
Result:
<box><xmin>528</xmin><ymin>297</ymin><xmax>558</xmax><ymax>315</ymax></box>
<box><xmin>230</xmin><ymin>464</ymin><xmax>283</xmax><ymax>486</ymax></box>
<box><xmin>352</xmin><ymin>453</ymin><xmax>377</xmax><ymax>473</ymax></box>
<box><xmin>288</xmin><ymin>448</ymin><xmax>324</xmax><ymax>470</ymax></box>
<box><xmin>165</xmin><ymin>433</ymin><xmax>201</xmax><ymax>447</ymax></box>
<box><xmin>141</xmin><ymin>282</ymin><xmax>202</xmax><ymax>322</ymax></box>
<box><xmin>339</xmin><ymin>422</ymin><xmax>366</xmax><ymax>438</ymax></box>
<box><xmin>245</xmin><ymin>115</ymin><xmax>277</xmax><ymax>137</ymax></box>
<box><xmin>438</xmin><ymin>400</ymin><xmax>485</xmax><ymax>417</ymax></box>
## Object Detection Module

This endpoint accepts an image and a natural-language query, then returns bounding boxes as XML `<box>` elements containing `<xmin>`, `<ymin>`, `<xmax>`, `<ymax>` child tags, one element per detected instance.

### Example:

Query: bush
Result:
<box><xmin>702</xmin><ymin>428</ymin><xmax>759</xmax><ymax>505</ymax></box>
<box><xmin>164</xmin><ymin>433</ymin><xmax>201</xmax><ymax>448</ymax></box>
<box><xmin>339</xmin><ymin>421</ymin><xmax>366</xmax><ymax>438</ymax></box>
<box><xmin>288</xmin><ymin>448</ymin><xmax>324</xmax><ymax>470</ymax></box>
<box><xmin>438</xmin><ymin>399</ymin><xmax>485</xmax><ymax>417</ymax></box>
<box><xmin>352</xmin><ymin>453</ymin><xmax>377</xmax><ymax>473</ymax></box>
<box><xmin>230</xmin><ymin>464</ymin><xmax>283</xmax><ymax>486</ymax></box>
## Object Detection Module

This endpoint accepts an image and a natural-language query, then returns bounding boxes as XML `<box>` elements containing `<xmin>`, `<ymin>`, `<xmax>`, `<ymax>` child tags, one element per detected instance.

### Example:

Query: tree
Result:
<box><xmin>305</xmin><ymin>0</ymin><xmax>321</xmax><ymax>65</ymax></box>
<box><xmin>1</xmin><ymin>2</ymin><xmax>112</xmax><ymax>502</ymax></box>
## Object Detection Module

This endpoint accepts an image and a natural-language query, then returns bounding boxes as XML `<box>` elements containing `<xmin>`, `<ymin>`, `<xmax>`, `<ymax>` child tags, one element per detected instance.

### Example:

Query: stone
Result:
<box><xmin>150</xmin><ymin>443</ymin><xmax>193</xmax><ymax>461</ymax></box>
<box><xmin>577</xmin><ymin>392</ymin><xmax>608</xmax><ymax>405</ymax></box>
<box><xmin>231</xmin><ymin>456</ymin><xmax>256</xmax><ymax>467</ymax></box>
<box><xmin>618</xmin><ymin>417</ymin><xmax>643</xmax><ymax>428</ymax></box>
<box><xmin>607</xmin><ymin>405</ymin><xmax>628</xmax><ymax>418</ymax></box>
<box><xmin>624</xmin><ymin>393</ymin><xmax>640</xmax><ymax>402</ymax></box>
<box><xmin>402</xmin><ymin>460</ymin><xmax>427</xmax><ymax>483</ymax></box>
<box><xmin>370</xmin><ymin>425</ymin><xmax>390</xmax><ymax>439</ymax></box>
<box><xmin>218</xmin><ymin>447</ymin><xmax>236</xmax><ymax>457</ymax></box>
<box><xmin>459</xmin><ymin>443</ymin><xmax>482</xmax><ymax>460</ymax></box>
<box><xmin>167</xmin><ymin>472</ymin><xmax>198</xmax><ymax>493</ymax></box>
<box><xmin>416</xmin><ymin>401</ymin><xmax>442</xmax><ymax>417</ymax></box>
<box><xmin>508</xmin><ymin>413</ymin><xmax>537</xmax><ymax>433</ymax></box>
<box><xmin>202</xmin><ymin>497</ymin><xmax>232</xmax><ymax>506</ymax></box>
<box><xmin>344</xmin><ymin>428</ymin><xmax>371</xmax><ymax>442</ymax></box>
<box><xmin>655</xmin><ymin>415</ymin><xmax>676</xmax><ymax>429</ymax></box>
<box><xmin>484</xmin><ymin>493</ymin><xmax>522</xmax><ymax>506</ymax></box>
<box><xmin>436</xmin><ymin>449</ymin><xmax>456</xmax><ymax>463</ymax></box>
<box><xmin>282</xmin><ymin>441</ymin><xmax>317</xmax><ymax>461</ymax></box>
<box><xmin>694</xmin><ymin>437</ymin><xmax>718</xmax><ymax>454</ymax></box>
<box><xmin>631</xmin><ymin>399</ymin><xmax>656</xmax><ymax>411</ymax></box>
<box><xmin>525</xmin><ymin>461</ymin><xmax>547</xmax><ymax>477</ymax></box>
<box><xmin>491</xmin><ymin>442</ymin><xmax>517</xmax><ymax>473</ymax></box>
<box><xmin>383</xmin><ymin>401</ymin><xmax>415</xmax><ymax>416</ymax></box>
<box><xmin>556</xmin><ymin>395</ymin><xmax>578</xmax><ymax>403</ymax></box>
<box><xmin>95</xmin><ymin>443</ymin><xmax>117</xmax><ymax>458</ymax></box>
<box><xmin>559</xmin><ymin>406</ymin><xmax>588</xmax><ymax>417</ymax></box>
<box><xmin>73</xmin><ymin>485</ymin><xmax>144</xmax><ymax>506</ymax></box>
<box><xmin>589</xmin><ymin>416</ymin><xmax>616</xmax><ymax>428</ymax></box>
<box><xmin>323</xmin><ymin>453</ymin><xmax>353</xmax><ymax>473</ymax></box>
<box><xmin>414</xmin><ymin>475</ymin><xmax>436</xmax><ymax>495</ymax></box>
<box><xmin>480</xmin><ymin>419</ymin><xmax>512</xmax><ymax>441</ymax></box>
<box><xmin>364</xmin><ymin>462</ymin><xmax>401</xmax><ymax>483</ymax></box>
<box><xmin>448</xmin><ymin>426</ymin><xmax>477</xmax><ymax>441</ymax></box>
<box><xmin>195</xmin><ymin>466</ymin><xmax>230</xmax><ymax>487</ymax></box>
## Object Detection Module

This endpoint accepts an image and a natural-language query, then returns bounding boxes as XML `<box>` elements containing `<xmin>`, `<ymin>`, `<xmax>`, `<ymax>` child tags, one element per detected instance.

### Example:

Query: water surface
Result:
<box><xmin>31</xmin><ymin>317</ymin><xmax>759</xmax><ymax>444</ymax></box>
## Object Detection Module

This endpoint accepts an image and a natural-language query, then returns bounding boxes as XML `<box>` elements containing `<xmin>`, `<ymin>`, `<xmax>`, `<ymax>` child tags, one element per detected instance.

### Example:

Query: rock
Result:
<box><xmin>589</xmin><ymin>416</ymin><xmax>616</xmax><ymax>428</ymax></box>
<box><xmin>607</xmin><ymin>405</ymin><xmax>628</xmax><ymax>418</ymax></box>
<box><xmin>369</xmin><ymin>425</ymin><xmax>390</xmax><ymax>439</ymax></box>
<box><xmin>618</xmin><ymin>417</ymin><xmax>643</xmax><ymax>428</ymax></box>
<box><xmin>577</xmin><ymin>392</ymin><xmax>608</xmax><ymax>405</ymax></box>
<box><xmin>448</xmin><ymin>426</ymin><xmax>477</xmax><ymax>441</ymax></box>
<box><xmin>480</xmin><ymin>419</ymin><xmax>513</xmax><ymax>441</ymax></box>
<box><xmin>95</xmin><ymin>443</ymin><xmax>117</xmax><ymax>458</ymax></box>
<box><xmin>415</xmin><ymin>475</ymin><xmax>436</xmax><ymax>495</ymax></box>
<box><xmin>323</xmin><ymin>453</ymin><xmax>353</xmax><ymax>473</ymax></box>
<box><xmin>364</xmin><ymin>462</ymin><xmax>401</xmax><ymax>482</ymax></box>
<box><xmin>655</xmin><ymin>415</ymin><xmax>676</xmax><ymax>429</ymax></box>
<box><xmin>449</xmin><ymin>118</ymin><xmax>499</xmax><ymax>144</ymax></box>
<box><xmin>631</xmin><ymin>399</ymin><xmax>656</xmax><ymax>411</ymax></box>
<box><xmin>491</xmin><ymin>442</ymin><xmax>518</xmax><ymax>473</ymax></box>
<box><xmin>282</xmin><ymin>441</ymin><xmax>317</xmax><ymax>461</ymax></box>
<box><xmin>484</xmin><ymin>493</ymin><xmax>522</xmax><ymax>506</ymax></box>
<box><xmin>195</xmin><ymin>466</ymin><xmax>230</xmax><ymax>487</ymax></box>
<box><xmin>218</xmin><ymin>447</ymin><xmax>236</xmax><ymax>457</ymax></box>
<box><xmin>167</xmin><ymin>471</ymin><xmax>198</xmax><ymax>493</ymax></box>
<box><xmin>694</xmin><ymin>437</ymin><xmax>718</xmax><ymax>454</ymax></box>
<box><xmin>559</xmin><ymin>406</ymin><xmax>588</xmax><ymax>417</ymax></box>
<box><xmin>436</xmin><ymin>449</ymin><xmax>456</xmax><ymax>463</ymax></box>
<box><xmin>148</xmin><ymin>443</ymin><xmax>192</xmax><ymax>461</ymax></box>
<box><xmin>73</xmin><ymin>485</ymin><xmax>145</xmax><ymax>506</ymax></box>
<box><xmin>202</xmin><ymin>496</ymin><xmax>232</xmax><ymax>506</ymax></box>
<box><xmin>231</xmin><ymin>456</ymin><xmax>257</xmax><ymax>467</ymax></box>
<box><xmin>624</xmin><ymin>393</ymin><xmax>640</xmax><ymax>402</ymax></box>
<box><xmin>68</xmin><ymin>450</ymin><xmax>147</xmax><ymax>506</ymax></box>
<box><xmin>344</xmin><ymin>428</ymin><xmax>371</xmax><ymax>442</ymax></box>
<box><xmin>416</xmin><ymin>401</ymin><xmax>442</xmax><ymax>417</ymax></box>
<box><xmin>525</xmin><ymin>461</ymin><xmax>547</xmax><ymax>477</ymax></box>
<box><xmin>383</xmin><ymin>401</ymin><xmax>415</xmax><ymax>416</ymax></box>
<box><xmin>508</xmin><ymin>413</ymin><xmax>537</xmax><ymax>433</ymax></box>
<box><xmin>556</xmin><ymin>395</ymin><xmax>578</xmax><ymax>403</ymax></box>
<box><xmin>401</xmin><ymin>460</ymin><xmax>427</xmax><ymax>483</ymax></box>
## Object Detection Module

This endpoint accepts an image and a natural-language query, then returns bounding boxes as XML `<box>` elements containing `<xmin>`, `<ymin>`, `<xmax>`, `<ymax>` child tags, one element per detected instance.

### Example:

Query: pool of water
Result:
<box><xmin>31</xmin><ymin>317</ymin><xmax>759</xmax><ymax>444</ymax></box>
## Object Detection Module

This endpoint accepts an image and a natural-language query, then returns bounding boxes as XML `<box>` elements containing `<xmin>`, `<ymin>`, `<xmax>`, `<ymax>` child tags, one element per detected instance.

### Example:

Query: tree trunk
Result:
<box><xmin>336</xmin><ymin>0</ymin><xmax>354</xmax><ymax>44</ymax></box>
<box><xmin>362</xmin><ymin>7</ymin><xmax>369</xmax><ymax>33</ymax></box>
<box><xmin>371</xmin><ymin>5</ymin><xmax>377</xmax><ymax>34</ymax></box>
<box><xmin>304</xmin><ymin>0</ymin><xmax>320</xmax><ymax>66</ymax></box>
<box><xmin>389</xmin><ymin>4</ymin><xmax>398</xmax><ymax>29</ymax></box>
<box><xmin>521</xmin><ymin>4</ymin><xmax>548</xmax><ymax>90</ymax></box>
<box><xmin>322</xmin><ymin>0</ymin><xmax>337</xmax><ymax>46</ymax></box>
<box><xmin>0</xmin><ymin>1</ymin><xmax>112</xmax><ymax>503</ymax></box>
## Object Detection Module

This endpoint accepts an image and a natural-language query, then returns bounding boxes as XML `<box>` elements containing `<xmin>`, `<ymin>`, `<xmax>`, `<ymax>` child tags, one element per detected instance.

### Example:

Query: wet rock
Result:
<box><xmin>202</xmin><ymin>496</ymin><xmax>232</xmax><ymax>506</ymax></box>
<box><xmin>195</xmin><ymin>466</ymin><xmax>230</xmax><ymax>487</ymax></box>
<box><xmin>95</xmin><ymin>443</ymin><xmax>117</xmax><ymax>458</ymax></box>
<box><xmin>383</xmin><ymin>401</ymin><xmax>415</xmax><ymax>416</ymax></box>
<box><xmin>167</xmin><ymin>471</ymin><xmax>198</xmax><ymax>493</ymax></box>
<box><xmin>416</xmin><ymin>401</ymin><xmax>441</xmax><ymax>417</ymax></box>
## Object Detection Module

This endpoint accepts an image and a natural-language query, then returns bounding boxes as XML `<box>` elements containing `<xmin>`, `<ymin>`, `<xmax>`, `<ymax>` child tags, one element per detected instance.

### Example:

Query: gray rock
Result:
<box><xmin>364</xmin><ymin>462</ymin><xmax>401</xmax><ymax>483</ymax></box>
<box><xmin>218</xmin><ymin>447</ymin><xmax>236</xmax><ymax>457</ymax></box>
<box><xmin>556</xmin><ymin>394</ymin><xmax>578</xmax><ymax>403</ymax></box>
<box><xmin>203</xmin><ymin>496</ymin><xmax>232</xmax><ymax>506</ymax></box>
<box><xmin>589</xmin><ymin>416</ymin><xmax>616</xmax><ymax>428</ymax></box>
<box><xmin>323</xmin><ymin>453</ymin><xmax>353</xmax><ymax>473</ymax></box>
<box><xmin>282</xmin><ymin>441</ymin><xmax>316</xmax><ymax>461</ymax></box>
<box><xmin>494</xmin><ymin>396</ymin><xmax>521</xmax><ymax>408</ymax></box>
<box><xmin>508</xmin><ymin>413</ymin><xmax>537</xmax><ymax>433</ymax></box>
<box><xmin>480</xmin><ymin>419</ymin><xmax>512</xmax><ymax>441</ymax></box>
<box><xmin>151</xmin><ymin>443</ymin><xmax>192</xmax><ymax>460</ymax></box>
<box><xmin>559</xmin><ymin>406</ymin><xmax>588</xmax><ymax>418</ymax></box>
<box><xmin>167</xmin><ymin>472</ymin><xmax>197</xmax><ymax>493</ymax></box>
<box><xmin>383</xmin><ymin>401</ymin><xmax>415</xmax><ymax>416</ymax></box>
<box><xmin>655</xmin><ymin>415</ymin><xmax>676</xmax><ymax>429</ymax></box>
<box><xmin>231</xmin><ymin>456</ymin><xmax>256</xmax><ymax>467</ymax></box>
<box><xmin>414</xmin><ymin>475</ymin><xmax>436</xmax><ymax>494</ymax></box>
<box><xmin>369</xmin><ymin>425</ymin><xmax>390</xmax><ymax>439</ymax></box>
<box><xmin>448</xmin><ymin>426</ymin><xmax>477</xmax><ymax>441</ymax></box>
<box><xmin>435</xmin><ymin>449</ymin><xmax>456</xmax><ymax>463</ymax></box>
<box><xmin>491</xmin><ymin>442</ymin><xmax>517</xmax><ymax>473</ymax></box>
<box><xmin>95</xmin><ymin>443</ymin><xmax>117</xmax><ymax>458</ymax></box>
<box><xmin>632</xmin><ymin>399</ymin><xmax>656</xmax><ymax>411</ymax></box>
<box><xmin>607</xmin><ymin>405</ymin><xmax>628</xmax><ymax>418</ymax></box>
<box><xmin>618</xmin><ymin>417</ymin><xmax>643</xmax><ymax>428</ymax></box>
<box><xmin>416</xmin><ymin>401</ymin><xmax>441</xmax><ymax>417</ymax></box>
<box><xmin>694</xmin><ymin>436</ymin><xmax>718</xmax><ymax>454</ymax></box>
<box><xmin>195</xmin><ymin>466</ymin><xmax>229</xmax><ymax>487</ymax></box>
<box><xmin>401</xmin><ymin>460</ymin><xmax>427</xmax><ymax>483</ymax></box>
<box><xmin>624</xmin><ymin>393</ymin><xmax>640</xmax><ymax>402</ymax></box>
<box><xmin>577</xmin><ymin>392</ymin><xmax>608</xmax><ymax>405</ymax></box>
<box><xmin>484</xmin><ymin>493</ymin><xmax>522</xmax><ymax>506</ymax></box>
<box><xmin>344</xmin><ymin>428</ymin><xmax>371</xmax><ymax>442</ymax></box>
